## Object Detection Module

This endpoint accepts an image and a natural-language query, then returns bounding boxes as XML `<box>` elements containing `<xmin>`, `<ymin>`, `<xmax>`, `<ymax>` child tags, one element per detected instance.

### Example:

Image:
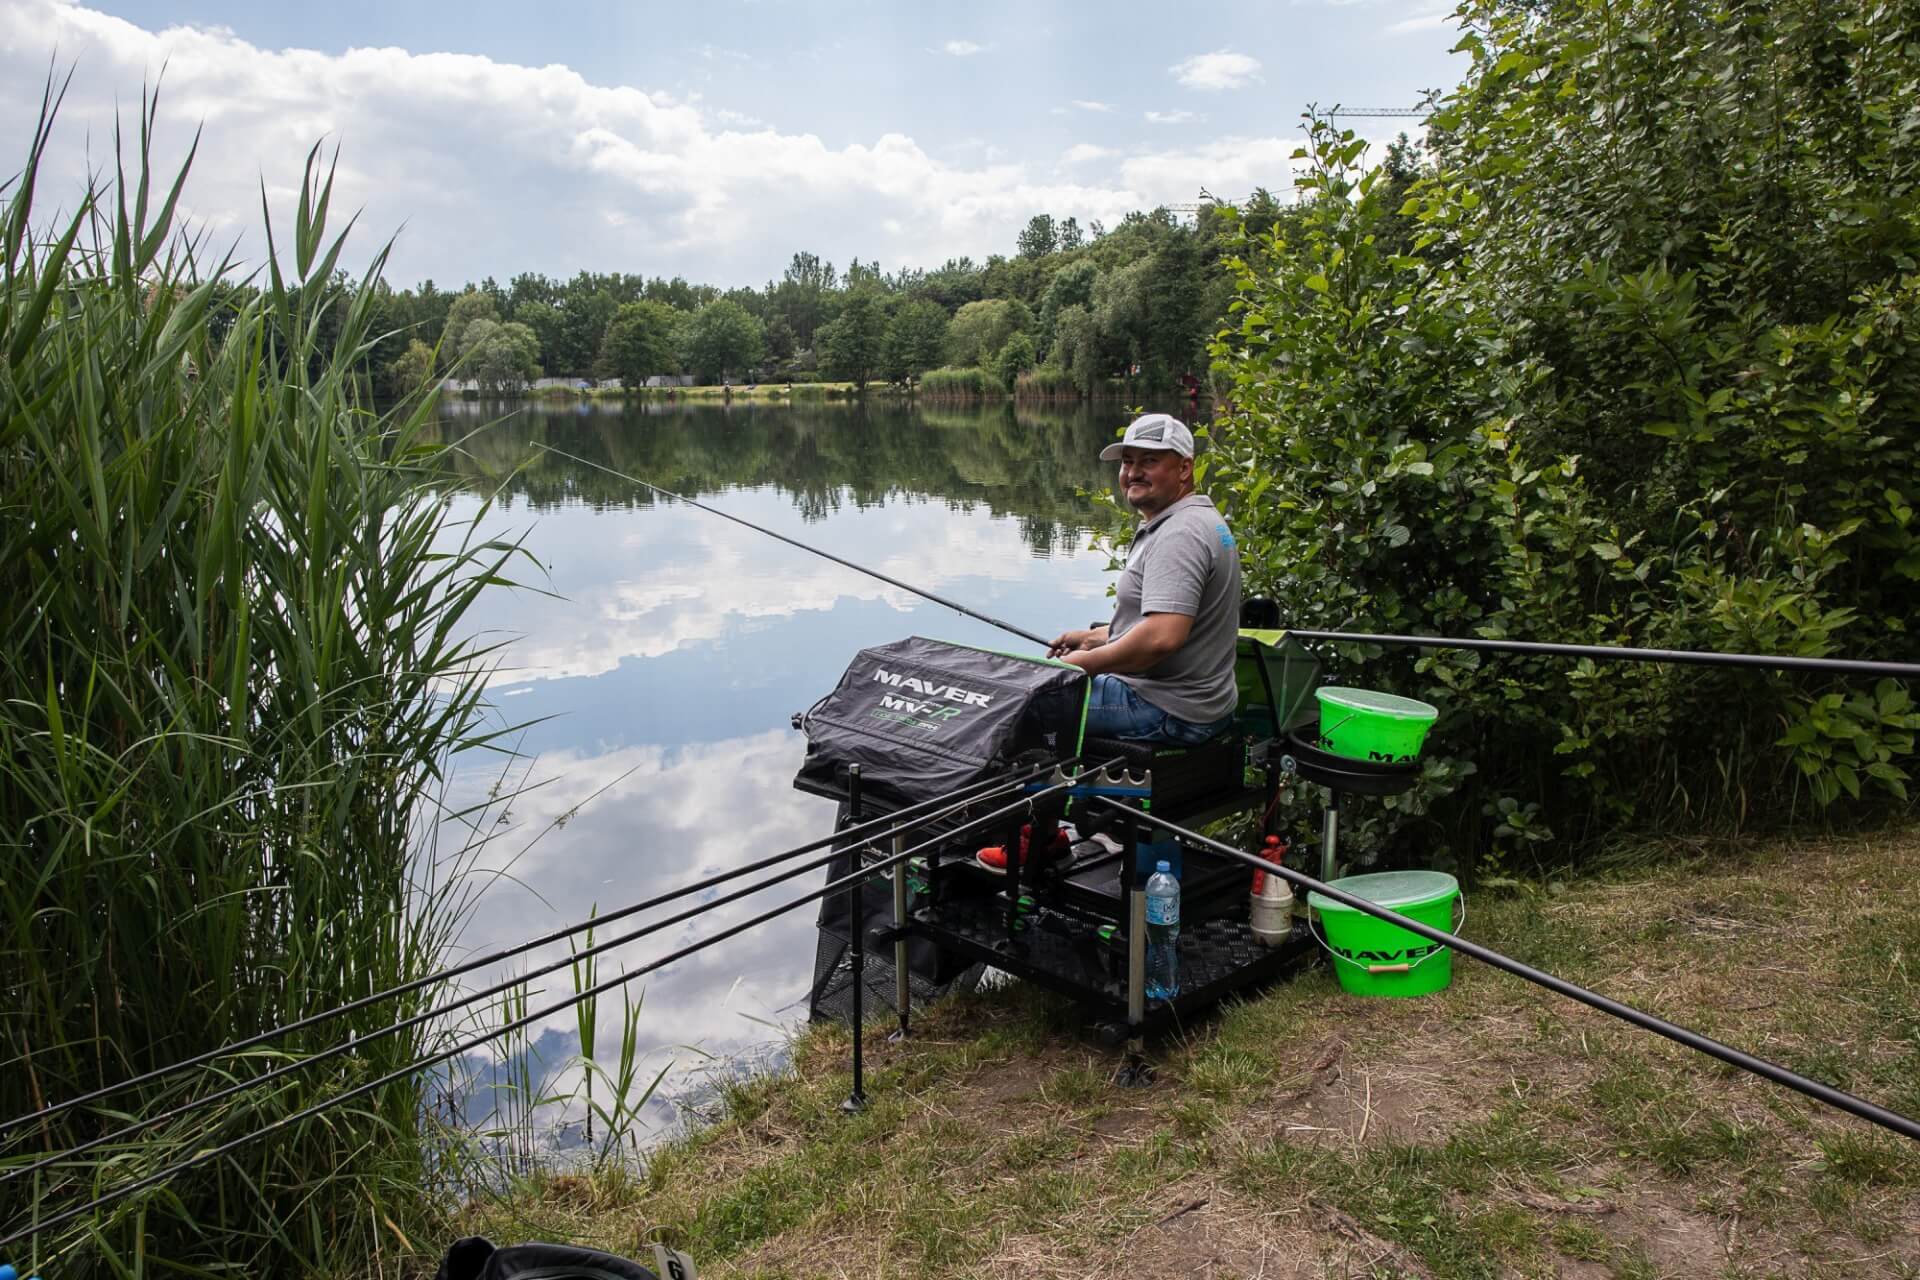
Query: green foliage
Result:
<box><xmin>945</xmin><ymin>297</ymin><xmax>1031</xmax><ymax>367</ymax></box>
<box><xmin>597</xmin><ymin>299</ymin><xmax>680</xmax><ymax>386</ymax></box>
<box><xmin>679</xmin><ymin>298</ymin><xmax>765</xmax><ymax>383</ymax></box>
<box><xmin>460</xmin><ymin>317</ymin><xmax>543</xmax><ymax>392</ymax></box>
<box><xmin>443</xmin><ymin>286</ymin><xmax>499</xmax><ymax>354</ymax></box>
<box><xmin>1017</xmin><ymin>213</ymin><xmax>1059</xmax><ymax>259</ymax></box>
<box><xmin>993</xmin><ymin>330</ymin><xmax>1037</xmax><ymax>390</ymax></box>
<box><xmin>1014</xmin><ymin>364</ymin><xmax>1078</xmax><ymax>402</ymax></box>
<box><xmin>1</xmin><ymin>91</ymin><xmax>520</xmax><ymax>1273</ymax></box>
<box><xmin>818</xmin><ymin>287</ymin><xmax>888</xmax><ymax>389</ymax></box>
<box><xmin>917</xmin><ymin>365</ymin><xmax>998</xmax><ymax>401</ymax></box>
<box><xmin>387</xmin><ymin>335</ymin><xmax>437</xmax><ymax>394</ymax></box>
<box><xmin>1050</xmin><ymin>302</ymin><xmax>1103</xmax><ymax>395</ymax></box>
<box><xmin>1210</xmin><ymin>0</ymin><xmax>1920</xmax><ymax>865</ymax></box>
<box><xmin>882</xmin><ymin>298</ymin><xmax>949</xmax><ymax>382</ymax></box>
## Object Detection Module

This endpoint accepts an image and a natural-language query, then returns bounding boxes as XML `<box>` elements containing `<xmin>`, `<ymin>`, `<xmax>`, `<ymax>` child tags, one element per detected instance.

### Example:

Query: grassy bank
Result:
<box><xmin>462</xmin><ymin>829</ymin><xmax>1920</xmax><ymax>1278</ymax></box>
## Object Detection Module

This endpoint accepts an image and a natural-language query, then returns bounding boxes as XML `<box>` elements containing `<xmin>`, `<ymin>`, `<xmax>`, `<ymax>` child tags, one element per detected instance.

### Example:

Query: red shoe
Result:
<box><xmin>976</xmin><ymin>824</ymin><xmax>1068</xmax><ymax>875</ymax></box>
<box><xmin>974</xmin><ymin>844</ymin><xmax>1017</xmax><ymax>874</ymax></box>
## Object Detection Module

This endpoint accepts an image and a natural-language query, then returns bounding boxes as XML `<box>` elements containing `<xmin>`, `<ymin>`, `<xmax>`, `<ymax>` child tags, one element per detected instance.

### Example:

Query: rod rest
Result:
<box><xmin>1078</xmin><ymin>732</ymin><xmax>1246</xmax><ymax>812</ymax></box>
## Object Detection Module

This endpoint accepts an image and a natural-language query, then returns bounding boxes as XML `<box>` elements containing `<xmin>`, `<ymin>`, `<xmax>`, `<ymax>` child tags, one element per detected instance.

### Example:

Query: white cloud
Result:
<box><xmin>1387</xmin><ymin>0</ymin><xmax>1455</xmax><ymax>34</ymax></box>
<box><xmin>1115</xmin><ymin>136</ymin><xmax>1315</xmax><ymax>207</ymax></box>
<box><xmin>1169</xmin><ymin>49</ymin><xmax>1262</xmax><ymax>91</ymax></box>
<box><xmin>0</xmin><ymin>0</ymin><xmax>1204</xmax><ymax>288</ymax></box>
<box><xmin>1070</xmin><ymin>99</ymin><xmax>1114</xmax><ymax>113</ymax></box>
<box><xmin>1061</xmin><ymin>143</ymin><xmax>1117</xmax><ymax>165</ymax></box>
<box><xmin>1145</xmin><ymin>109</ymin><xmax>1205</xmax><ymax>126</ymax></box>
<box><xmin>442</xmin><ymin>479</ymin><xmax>1112</xmax><ymax>688</ymax></box>
<box><xmin>941</xmin><ymin>39</ymin><xmax>988</xmax><ymax>56</ymax></box>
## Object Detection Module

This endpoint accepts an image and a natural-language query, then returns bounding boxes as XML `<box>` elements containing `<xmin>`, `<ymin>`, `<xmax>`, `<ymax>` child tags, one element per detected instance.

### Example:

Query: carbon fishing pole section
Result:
<box><xmin>1088</xmin><ymin>796</ymin><xmax>1920</xmax><ymax>1144</ymax></box>
<box><xmin>0</xmin><ymin>768</ymin><xmax>1115</xmax><ymax>1252</ymax></box>
<box><xmin>532</xmin><ymin>444</ymin><xmax>1053</xmax><ymax>648</ymax></box>
<box><xmin>0</xmin><ymin>761</ymin><xmax>1079</xmax><ymax>1188</ymax></box>
<box><xmin>0</xmin><ymin>757</ymin><xmax>1065</xmax><ymax>1145</ymax></box>
<box><xmin>1283</xmin><ymin>627</ymin><xmax>1920</xmax><ymax>681</ymax></box>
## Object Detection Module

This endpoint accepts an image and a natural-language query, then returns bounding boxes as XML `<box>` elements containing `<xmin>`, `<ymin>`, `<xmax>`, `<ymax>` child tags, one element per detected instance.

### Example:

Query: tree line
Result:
<box><xmin>353</xmin><ymin>177</ymin><xmax>1416</xmax><ymax>396</ymax></box>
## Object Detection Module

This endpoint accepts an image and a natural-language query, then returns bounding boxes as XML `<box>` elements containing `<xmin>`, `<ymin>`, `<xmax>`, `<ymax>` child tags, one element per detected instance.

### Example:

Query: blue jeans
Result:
<box><xmin>1084</xmin><ymin>674</ymin><xmax>1235</xmax><ymax>745</ymax></box>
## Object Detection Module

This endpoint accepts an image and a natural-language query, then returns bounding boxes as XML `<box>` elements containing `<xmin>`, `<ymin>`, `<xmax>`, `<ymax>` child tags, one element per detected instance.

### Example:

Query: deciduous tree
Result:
<box><xmin>819</xmin><ymin>288</ymin><xmax>888</xmax><ymax>389</ymax></box>
<box><xmin>881</xmin><ymin>299</ymin><xmax>949</xmax><ymax>382</ymax></box>
<box><xmin>680</xmin><ymin>299</ymin><xmax>765</xmax><ymax>383</ymax></box>
<box><xmin>597</xmin><ymin>300</ymin><xmax>681</xmax><ymax>386</ymax></box>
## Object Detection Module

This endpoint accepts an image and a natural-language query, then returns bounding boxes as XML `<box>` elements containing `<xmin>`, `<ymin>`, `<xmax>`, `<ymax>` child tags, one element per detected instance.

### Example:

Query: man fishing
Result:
<box><xmin>1048</xmin><ymin>413</ymin><xmax>1241</xmax><ymax>744</ymax></box>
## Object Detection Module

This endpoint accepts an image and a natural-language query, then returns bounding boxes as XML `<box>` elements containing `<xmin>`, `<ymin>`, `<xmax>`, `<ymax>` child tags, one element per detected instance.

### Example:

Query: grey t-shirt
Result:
<box><xmin>1108</xmin><ymin>493</ymin><xmax>1241</xmax><ymax>723</ymax></box>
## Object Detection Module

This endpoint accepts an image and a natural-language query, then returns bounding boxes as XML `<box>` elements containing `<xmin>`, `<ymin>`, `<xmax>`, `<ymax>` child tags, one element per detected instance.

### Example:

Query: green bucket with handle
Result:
<box><xmin>1308</xmin><ymin>871</ymin><xmax>1462</xmax><ymax>997</ymax></box>
<box><xmin>1315</xmin><ymin>686</ymin><xmax>1438</xmax><ymax>763</ymax></box>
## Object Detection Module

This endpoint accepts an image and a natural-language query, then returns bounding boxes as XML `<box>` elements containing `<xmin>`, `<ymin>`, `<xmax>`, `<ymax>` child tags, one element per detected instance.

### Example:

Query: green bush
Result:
<box><xmin>1014</xmin><ymin>364</ymin><xmax>1079</xmax><ymax>401</ymax></box>
<box><xmin>0</xmin><ymin>94</ymin><xmax>521</xmax><ymax>1271</ymax></box>
<box><xmin>1210</xmin><ymin>0</ymin><xmax>1919</xmax><ymax>868</ymax></box>
<box><xmin>918</xmin><ymin>365</ymin><xmax>1000</xmax><ymax>400</ymax></box>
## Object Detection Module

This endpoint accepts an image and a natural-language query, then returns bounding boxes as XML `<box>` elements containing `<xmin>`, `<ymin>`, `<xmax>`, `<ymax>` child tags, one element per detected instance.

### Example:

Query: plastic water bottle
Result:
<box><xmin>1145</xmin><ymin>860</ymin><xmax>1180</xmax><ymax>999</ymax></box>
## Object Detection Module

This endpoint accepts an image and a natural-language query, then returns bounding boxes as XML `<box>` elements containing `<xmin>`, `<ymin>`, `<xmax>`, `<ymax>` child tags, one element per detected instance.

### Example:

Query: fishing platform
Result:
<box><xmin>792</xmin><ymin>613</ymin><xmax>1419</xmax><ymax>1053</ymax></box>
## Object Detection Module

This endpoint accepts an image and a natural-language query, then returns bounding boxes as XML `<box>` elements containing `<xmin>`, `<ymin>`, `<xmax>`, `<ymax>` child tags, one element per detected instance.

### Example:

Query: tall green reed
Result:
<box><xmin>1</xmin><ymin>82</ymin><xmax>526</xmax><ymax>1274</ymax></box>
<box><xmin>916</xmin><ymin>365</ymin><xmax>998</xmax><ymax>401</ymax></box>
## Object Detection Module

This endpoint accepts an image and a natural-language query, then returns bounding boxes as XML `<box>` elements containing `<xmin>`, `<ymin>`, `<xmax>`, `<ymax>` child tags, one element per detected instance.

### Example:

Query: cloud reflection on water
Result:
<box><xmin>431</xmin><ymin>405</ymin><xmax>1121</xmax><ymax>1146</ymax></box>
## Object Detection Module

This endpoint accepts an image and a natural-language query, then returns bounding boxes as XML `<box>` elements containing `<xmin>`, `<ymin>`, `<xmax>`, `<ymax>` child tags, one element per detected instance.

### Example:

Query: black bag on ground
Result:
<box><xmin>434</xmin><ymin>1236</ymin><xmax>675</xmax><ymax>1280</ymax></box>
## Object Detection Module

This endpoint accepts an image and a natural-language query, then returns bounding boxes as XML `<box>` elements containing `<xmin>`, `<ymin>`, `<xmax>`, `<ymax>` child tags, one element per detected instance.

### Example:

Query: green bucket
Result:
<box><xmin>1307</xmin><ymin>871</ymin><xmax>1462</xmax><ymax>997</ymax></box>
<box><xmin>1315</xmin><ymin>686</ymin><xmax>1438</xmax><ymax>763</ymax></box>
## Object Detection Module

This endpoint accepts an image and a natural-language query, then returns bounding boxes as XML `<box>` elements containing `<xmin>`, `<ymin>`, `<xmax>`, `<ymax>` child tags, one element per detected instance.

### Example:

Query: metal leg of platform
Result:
<box><xmin>1116</xmin><ymin>810</ymin><xmax>1155</xmax><ymax>1087</ymax></box>
<box><xmin>890</xmin><ymin>832</ymin><xmax>910</xmax><ymax>1041</ymax></box>
<box><xmin>1320</xmin><ymin>787</ymin><xmax>1342</xmax><ymax>884</ymax></box>
<box><xmin>1003</xmin><ymin>812</ymin><xmax>1025</xmax><ymax>945</ymax></box>
<box><xmin>842</xmin><ymin>765</ymin><xmax>867</xmax><ymax>1115</ymax></box>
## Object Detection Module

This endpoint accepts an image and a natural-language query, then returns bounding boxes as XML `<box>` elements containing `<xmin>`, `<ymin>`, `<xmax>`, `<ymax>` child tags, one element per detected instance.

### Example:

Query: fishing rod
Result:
<box><xmin>1</xmin><ymin>756</ymin><xmax>1062</xmax><ymax>1141</ymax></box>
<box><xmin>1091</xmin><ymin>797</ymin><xmax>1920</xmax><ymax>1144</ymax></box>
<box><xmin>0</xmin><ymin>758</ymin><xmax>1077</xmax><ymax>1184</ymax></box>
<box><xmin>0</xmin><ymin>768</ymin><xmax>1113</xmax><ymax>1250</ymax></box>
<box><xmin>1287</xmin><ymin>629</ymin><xmax>1920</xmax><ymax>681</ymax></box>
<box><xmin>532</xmin><ymin>444</ymin><xmax>1053</xmax><ymax>649</ymax></box>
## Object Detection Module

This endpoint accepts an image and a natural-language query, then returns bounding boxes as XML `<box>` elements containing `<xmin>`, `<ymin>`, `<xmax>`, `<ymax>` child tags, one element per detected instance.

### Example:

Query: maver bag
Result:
<box><xmin>792</xmin><ymin>635</ymin><xmax>1088</xmax><ymax>816</ymax></box>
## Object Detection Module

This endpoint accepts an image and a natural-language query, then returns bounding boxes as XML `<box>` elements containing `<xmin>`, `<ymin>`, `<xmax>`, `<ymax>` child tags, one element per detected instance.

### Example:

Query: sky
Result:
<box><xmin>0</xmin><ymin>0</ymin><xmax>1463</xmax><ymax>291</ymax></box>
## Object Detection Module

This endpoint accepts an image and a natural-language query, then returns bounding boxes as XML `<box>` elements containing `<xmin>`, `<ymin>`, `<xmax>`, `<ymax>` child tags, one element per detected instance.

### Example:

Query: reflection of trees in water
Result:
<box><xmin>426</xmin><ymin>399</ymin><xmax>1121</xmax><ymax>556</ymax></box>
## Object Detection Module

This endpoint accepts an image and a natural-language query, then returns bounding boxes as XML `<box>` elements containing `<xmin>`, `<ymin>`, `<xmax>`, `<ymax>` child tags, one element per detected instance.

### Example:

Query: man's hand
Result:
<box><xmin>1059</xmin><ymin>613</ymin><xmax>1192</xmax><ymax>675</ymax></box>
<box><xmin>1047</xmin><ymin>626</ymin><xmax>1107</xmax><ymax>658</ymax></box>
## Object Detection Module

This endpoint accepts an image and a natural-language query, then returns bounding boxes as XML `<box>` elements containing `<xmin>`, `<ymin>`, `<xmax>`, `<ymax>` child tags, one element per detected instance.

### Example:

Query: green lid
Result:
<box><xmin>1307</xmin><ymin>870</ymin><xmax>1458</xmax><ymax>913</ymax></box>
<box><xmin>1315</xmin><ymin>686</ymin><xmax>1438</xmax><ymax>722</ymax></box>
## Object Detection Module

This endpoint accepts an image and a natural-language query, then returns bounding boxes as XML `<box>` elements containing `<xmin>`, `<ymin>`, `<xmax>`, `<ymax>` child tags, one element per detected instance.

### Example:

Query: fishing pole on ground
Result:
<box><xmin>0</xmin><ymin>766</ymin><xmax>1117</xmax><ymax>1251</ymax></box>
<box><xmin>0</xmin><ymin>757</ymin><xmax>1066</xmax><ymax>1142</ymax></box>
<box><xmin>531</xmin><ymin>444</ymin><xmax>1055</xmax><ymax>649</ymax></box>
<box><xmin>1089</xmin><ymin>796</ymin><xmax>1920</xmax><ymax>1144</ymax></box>
<box><xmin>0</xmin><ymin>758</ymin><xmax>1080</xmax><ymax>1185</ymax></box>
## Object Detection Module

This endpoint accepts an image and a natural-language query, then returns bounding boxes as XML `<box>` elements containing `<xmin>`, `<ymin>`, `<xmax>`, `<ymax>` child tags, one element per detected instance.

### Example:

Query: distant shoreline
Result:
<box><xmin>448</xmin><ymin>377</ymin><xmax>1184</xmax><ymax>406</ymax></box>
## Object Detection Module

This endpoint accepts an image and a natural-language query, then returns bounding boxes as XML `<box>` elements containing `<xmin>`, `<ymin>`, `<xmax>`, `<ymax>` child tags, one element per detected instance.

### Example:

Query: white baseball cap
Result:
<box><xmin>1099</xmin><ymin>413</ymin><xmax>1195</xmax><ymax>461</ymax></box>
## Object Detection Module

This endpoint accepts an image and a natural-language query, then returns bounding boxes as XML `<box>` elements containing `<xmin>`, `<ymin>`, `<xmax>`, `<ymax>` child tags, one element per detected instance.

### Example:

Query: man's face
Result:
<box><xmin>1117</xmin><ymin>447</ymin><xmax>1192</xmax><ymax>517</ymax></box>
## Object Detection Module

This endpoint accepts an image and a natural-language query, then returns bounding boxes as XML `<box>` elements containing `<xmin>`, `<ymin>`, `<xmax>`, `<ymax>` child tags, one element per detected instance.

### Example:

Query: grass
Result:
<box><xmin>917</xmin><ymin>364</ymin><xmax>1001</xmax><ymax>400</ymax></box>
<box><xmin>1</xmin><ymin>85</ymin><xmax>522</xmax><ymax>1275</ymax></box>
<box><xmin>457</xmin><ymin>827</ymin><xmax>1920</xmax><ymax>1278</ymax></box>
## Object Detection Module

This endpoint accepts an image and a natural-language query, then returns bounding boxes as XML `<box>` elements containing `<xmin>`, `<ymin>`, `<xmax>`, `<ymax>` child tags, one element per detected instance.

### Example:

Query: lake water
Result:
<box><xmin>426</xmin><ymin>396</ymin><xmax>1151</xmax><ymax>1143</ymax></box>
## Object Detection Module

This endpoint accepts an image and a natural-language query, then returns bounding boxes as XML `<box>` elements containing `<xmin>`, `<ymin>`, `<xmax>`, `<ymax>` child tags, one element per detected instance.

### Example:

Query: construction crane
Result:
<box><xmin>1327</xmin><ymin>106</ymin><xmax>1428</xmax><ymax>118</ymax></box>
<box><xmin>1164</xmin><ymin>189</ymin><xmax>1302</xmax><ymax>215</ymax></box>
